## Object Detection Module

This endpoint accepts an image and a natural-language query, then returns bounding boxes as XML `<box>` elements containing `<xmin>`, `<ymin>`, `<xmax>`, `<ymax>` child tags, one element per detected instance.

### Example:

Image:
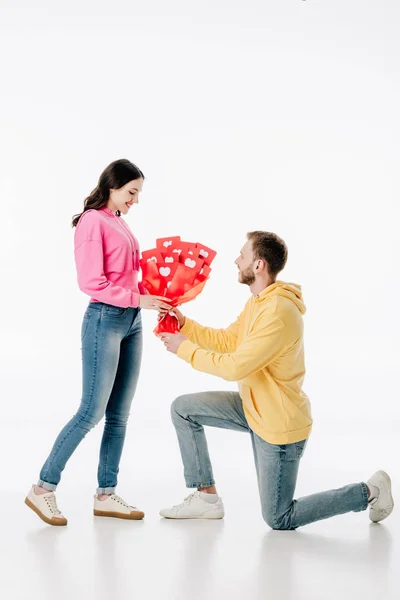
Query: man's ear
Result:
<box><xmin>255</xmin><ymin>259</ymin><xmax>265</xmax><ymax>272</ymax></box>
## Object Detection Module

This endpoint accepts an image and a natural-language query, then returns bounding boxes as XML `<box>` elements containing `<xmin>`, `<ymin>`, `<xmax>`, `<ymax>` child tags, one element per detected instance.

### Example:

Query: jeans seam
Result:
<box><xmin>187</xmin><ymin>421</ymin><xmax>203</xmax><ymax>483</ymax></box>
<box><xmin>273</xmin><ymin>448</ymin><xmax>283</xmax><ymax>528</ymax></box>
<box><xmin>102</xmin><ymin>411</ymin><xmax>112</xmax><ymax>488</ymax></box>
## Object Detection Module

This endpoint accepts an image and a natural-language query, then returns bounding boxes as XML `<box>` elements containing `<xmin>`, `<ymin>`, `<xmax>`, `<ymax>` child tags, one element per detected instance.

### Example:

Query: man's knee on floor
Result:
<box><xmin>262</xmin><ymin>508</ymin><xmax>293</xmax><ymax>531</ymax></box>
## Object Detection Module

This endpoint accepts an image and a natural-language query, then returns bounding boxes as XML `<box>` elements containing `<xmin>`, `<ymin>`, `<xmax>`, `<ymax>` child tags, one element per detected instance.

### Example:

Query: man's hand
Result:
<box><xmin>159</xmin><ymin>332</ymin><xmax>188</xmax><ymax>355</ymax></box>
<box><xmin>171</xmin><ymin>307</ymin><xmax>186</xmax><ymax>329</ymax></box>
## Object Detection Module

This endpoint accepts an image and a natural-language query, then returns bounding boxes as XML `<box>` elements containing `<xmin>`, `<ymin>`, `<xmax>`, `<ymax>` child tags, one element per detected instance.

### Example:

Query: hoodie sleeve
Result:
<box><xmin>138</xmin><ymin>281</ymin><xmax>148</xmax><ymax>295</ymax></box>
<box><xmin>180</xmin><ymin>313</ymin><xmax>242</xmax><ymax>353</ymax></box>
<box><xmin>177</xmin><ymin>313</ymin><xmax>287</xmax><ymax>381</ymax></box>
<box><xmin>74</xmin><ymin>212</ymin><xmax>141</xmax><ymax>308</ymax></box>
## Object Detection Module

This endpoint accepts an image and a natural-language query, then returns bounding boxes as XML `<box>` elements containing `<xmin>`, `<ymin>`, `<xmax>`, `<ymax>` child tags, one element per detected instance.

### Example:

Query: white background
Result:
<box><xmin>0</xmin><ymin>1</ymin><xmax>399</xmax><ymax>599</ymax></box>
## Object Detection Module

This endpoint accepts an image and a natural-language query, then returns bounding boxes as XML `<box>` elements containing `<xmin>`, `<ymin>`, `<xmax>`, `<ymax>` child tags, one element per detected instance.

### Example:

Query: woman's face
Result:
<box><xmin>108</xmin><ymin>178</ymin><xmax>144</xmax><ymax>215</ymax></box>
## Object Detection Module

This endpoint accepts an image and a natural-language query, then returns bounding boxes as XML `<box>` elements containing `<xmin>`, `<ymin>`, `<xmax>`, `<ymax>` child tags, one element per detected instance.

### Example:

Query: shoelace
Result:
<box><xmin>111</xmin><ymin>494</ymin><xmax>137</xmax><ymax>510</ymax></box>
<box><xmin>172</xmin><ymin>492</ymin><xmax>198</xmax><ymax>510</ymax></box>
<box><xmin>45</xmin><ymin>494</ymin><xmax>62</xmax><ymax>516</ymax></box>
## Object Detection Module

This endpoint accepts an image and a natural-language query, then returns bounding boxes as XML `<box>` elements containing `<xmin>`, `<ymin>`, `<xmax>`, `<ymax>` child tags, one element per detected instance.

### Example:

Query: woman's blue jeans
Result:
<box><xmin>38</xmin><ymin>302</ymin><xmax>142</xmax><ymax>494</ymax></box>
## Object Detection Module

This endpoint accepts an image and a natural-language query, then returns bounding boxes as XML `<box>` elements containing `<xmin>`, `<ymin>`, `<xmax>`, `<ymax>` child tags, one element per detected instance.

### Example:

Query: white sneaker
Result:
<box><xmin>25</xmin><ymin>485</ymin><xmax>68</xmax><ymax>526</ymax></box>
<box><xmin>93</xmin><ymin>494</ymin><xmax>144</xmax><ymax>520</ymax></box>
<box><xmin>367</xmin><ymin>470</ymin><xmax>394</xmax><ymax>523</ymax></box>
<box><xmin>160</xmin><ymin>491</ymin><xmax>225</xmax><ymax>519</ymax></box>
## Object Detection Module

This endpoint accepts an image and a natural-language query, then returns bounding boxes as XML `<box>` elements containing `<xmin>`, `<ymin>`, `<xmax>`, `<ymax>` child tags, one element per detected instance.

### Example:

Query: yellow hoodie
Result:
<box><xmin>177</xmin><ymin>282</ymin><xmax>312</xmax><ymax>444</ymax></box>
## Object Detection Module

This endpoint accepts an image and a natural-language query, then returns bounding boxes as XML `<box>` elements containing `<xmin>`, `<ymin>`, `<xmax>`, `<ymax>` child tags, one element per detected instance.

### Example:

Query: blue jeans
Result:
<box><xmin>38</xmin><ymin>303</ymin><xmax>143</xmax><ymax>494</ymax></box>
<box><xmin>171</xmin><ymin>391</ymin><xmax>369</xmax><ymax>529</ymax></box>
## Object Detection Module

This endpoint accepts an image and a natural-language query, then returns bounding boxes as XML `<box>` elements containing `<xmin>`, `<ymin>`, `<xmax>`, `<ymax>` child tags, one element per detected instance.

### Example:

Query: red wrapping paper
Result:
<box><xmin>140</xmin><ymin>238</ymin><xmax>216</xmax><ymax>335</ymax></box>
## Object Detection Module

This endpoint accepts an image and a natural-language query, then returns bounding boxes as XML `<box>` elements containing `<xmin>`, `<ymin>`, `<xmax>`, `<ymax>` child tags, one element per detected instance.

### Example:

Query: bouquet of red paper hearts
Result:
<box><xmin>140</xmin><ymin>236</ymin><xmax>217</xmax><ymax>335</ymax></box>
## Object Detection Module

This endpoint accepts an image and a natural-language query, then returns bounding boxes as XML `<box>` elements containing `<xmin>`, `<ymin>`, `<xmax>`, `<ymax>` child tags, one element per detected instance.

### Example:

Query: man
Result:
<box><xmin>158</xmin><ymin>231</ymin><xmax>394</xmax><ymax>528</ymax></box>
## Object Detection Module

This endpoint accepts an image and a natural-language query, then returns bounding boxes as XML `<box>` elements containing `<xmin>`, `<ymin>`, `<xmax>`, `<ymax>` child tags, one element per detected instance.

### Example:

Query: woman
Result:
<box><xmin>25</xmin><ymin>159</ymin><xmax>171</xmax><ymax>526</ymax></box>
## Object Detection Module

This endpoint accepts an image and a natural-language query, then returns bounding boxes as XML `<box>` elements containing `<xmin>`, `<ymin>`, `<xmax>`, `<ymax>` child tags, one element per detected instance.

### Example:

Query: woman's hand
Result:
<box><xmin>139</xmin><ymin>295</ymin><xmax>172</xmax><ymax>314</ymax></box>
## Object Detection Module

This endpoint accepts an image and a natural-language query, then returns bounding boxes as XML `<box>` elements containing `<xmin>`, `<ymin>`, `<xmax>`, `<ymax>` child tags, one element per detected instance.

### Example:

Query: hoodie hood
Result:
<box><xmin>256</xmin><ymin>281</ymin><xmax>306</xmax><ymax>314</ymax></box>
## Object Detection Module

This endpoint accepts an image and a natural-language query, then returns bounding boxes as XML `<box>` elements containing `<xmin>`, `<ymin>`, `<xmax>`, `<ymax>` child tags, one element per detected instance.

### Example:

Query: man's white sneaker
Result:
<box><xmin>25</xmin><ymin>485</ymin><xmax>68</xmax><ymax>526</ymax></box>
<box><xmin>93</xmin><ymin>494</ymin><xmax>144</xmax><ymax>520</ymax></box>
<box><xmin>160</xmin><ymin>491</ymin><xmax>225</xmax><ymax>519</ymax></box>
<box><xmin>367</xmin><ymin>470</ymin><xmax>394</xmax><ymax>523</ymax></box>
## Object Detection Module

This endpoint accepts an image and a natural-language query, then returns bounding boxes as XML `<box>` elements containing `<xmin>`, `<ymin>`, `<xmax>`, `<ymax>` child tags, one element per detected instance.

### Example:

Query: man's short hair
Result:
<box><xmin>247</xmin><ymin>231</ymin><xmax>288</xmax><ymax>277</ymax></box>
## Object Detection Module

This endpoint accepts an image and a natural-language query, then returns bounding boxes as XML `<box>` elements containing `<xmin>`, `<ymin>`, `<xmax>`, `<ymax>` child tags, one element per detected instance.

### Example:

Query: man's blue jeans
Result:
<box><xmin>171</xmin><ymin>391</ymin><xmax>368</xmax><ymax>529</ymax></box>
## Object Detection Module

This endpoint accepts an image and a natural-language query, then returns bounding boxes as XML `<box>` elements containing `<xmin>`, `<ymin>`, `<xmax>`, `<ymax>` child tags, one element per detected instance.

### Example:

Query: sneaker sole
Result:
<box><xmin>160</xmin><ymin>513</ymin><xmax>225</xmax><ymax>520</ymax></box>
<box><xmin>369</xmin><ymin>470</ymin><xmax>394</xmax><ymax>522</ymax></box>
<box><xmin>93</xmin><ymin>509</ymin><xmax>144</xmax><ymax>520</ymax></box>
<box><xmin>25</xmin><ymin>497</ymin><xmax>68</xmax><ymax>526</ymax></box>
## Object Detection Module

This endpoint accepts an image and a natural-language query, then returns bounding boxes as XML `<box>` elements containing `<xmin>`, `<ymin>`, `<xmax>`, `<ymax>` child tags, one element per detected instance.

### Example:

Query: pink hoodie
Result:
<box><xmin>74</xmin><ymin>207</ymin><xmax>146</xmax><ymax>308</ymax></box>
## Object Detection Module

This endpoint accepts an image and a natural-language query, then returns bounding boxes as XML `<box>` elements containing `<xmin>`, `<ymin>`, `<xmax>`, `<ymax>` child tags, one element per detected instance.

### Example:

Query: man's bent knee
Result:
<box><xmin>262</xmin><ymin>510</ymin><xmax>294</xmax><ymax>531</ymax></box>
<box><xmin>170</xmin><ymin>394</ymin><xmax>192</xmax><ymax>421</ymax></box>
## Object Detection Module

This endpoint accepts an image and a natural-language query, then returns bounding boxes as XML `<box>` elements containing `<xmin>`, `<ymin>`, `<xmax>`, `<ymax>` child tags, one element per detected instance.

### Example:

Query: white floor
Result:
<box><xmin>3</xmin><ymin>424</ymin><xmax>399</xmax><ymax>600</ymax></box>
<box><xmin>10</xmin><ymin>507</ymin><xmax>398</xmax><ymax>600</ymax></box>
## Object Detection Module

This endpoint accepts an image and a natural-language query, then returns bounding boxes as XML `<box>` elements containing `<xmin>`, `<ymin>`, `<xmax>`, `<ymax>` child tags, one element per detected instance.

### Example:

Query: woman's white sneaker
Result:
<box><xmin>25</xmin><ymin>485</ymin><xmax>68</xmax><ymax>526</ymax></box>
<box><xmin>160</xmin><ymin>491</ymin><xmax>225</xmax><ymax>519</ymax></box>
<box><xmin>93</xmin><ymin>494</ymin><xmax>144</xmax><ymax>520</ymax></box>
<box><xmin>367</xmin><ymin>470</ymin><xmax>394</xmax><ymax>523</ymax></box>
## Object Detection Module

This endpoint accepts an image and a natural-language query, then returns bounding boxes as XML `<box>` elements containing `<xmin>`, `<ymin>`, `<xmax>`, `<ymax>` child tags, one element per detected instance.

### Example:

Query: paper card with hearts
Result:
<box><xmin>184</xmin><ymin>243</ymin><xmax>198</xmax><ymax>256</ymax></box>
<box><xmin>141</xmin><ymin>249</ymin><xmax>165</xmax><ymax>265</ymax></box>
<box><xmin>174</xmin><ymin>241</ymin><xmax>197</xmax><ymax>259</ymax></box>
<box><xmin>179</xmin><ymin>254</ymin><xmax>204</xmax><ymax>272</ymax></box>
<box><xmin>178</xmin><ymin>248</ymin><xmax>199</xmax><ymax>264</ymax></box>
<box><xmin>158</xmin><ymin>262</ymin><xmax>179</xmax><ymax>282</ymax></box>
<box><xmin>199</xmin><ymin>264</ymin><xmax>212</xmax><ymax>278</ymax></box>
<box><xmin>160</xmin><ymin>252</ymin><xmax>179</xmax><ymax>264</ymax></box>
<box><xmin>195</xmin><ymin>243</ymin><xmax>217</xmax><ymax>267</ymax></box>
<box><xmin>156</xmin><ymin>236</ymin><xmax>181</xmax><ymax>251</ymax></box>
<box><xmin>140</xmin><ymin>236</ymin><xmax>217</xmax><ymax>334</ymax></box>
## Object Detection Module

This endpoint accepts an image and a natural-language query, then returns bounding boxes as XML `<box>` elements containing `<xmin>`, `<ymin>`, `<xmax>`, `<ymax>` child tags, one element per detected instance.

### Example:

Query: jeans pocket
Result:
<box><xmin>278</xmin><ymin>439</ymin><xmax>308</xmax><ymax>461</ymax></box>
<box><xmin>295</xmin><ymin>439</ymin><xmax>308</xmax><ymax>459</ymax></box>
<box><xmin>81</xmin><ymin>313</ymin><xmax>92</xmax><ymax>341</ymax></box>
<box><xmin>103</xmin><ymin>305</ymin><xmax>127</xmax><ymax>318</ymax></box>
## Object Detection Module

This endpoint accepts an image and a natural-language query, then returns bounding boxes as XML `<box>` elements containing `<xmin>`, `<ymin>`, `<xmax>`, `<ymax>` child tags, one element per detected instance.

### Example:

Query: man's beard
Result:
<box><xmin>238</xmin><ymin>266</ymin><xmax>256</xmax><ymax>286</ymax></box>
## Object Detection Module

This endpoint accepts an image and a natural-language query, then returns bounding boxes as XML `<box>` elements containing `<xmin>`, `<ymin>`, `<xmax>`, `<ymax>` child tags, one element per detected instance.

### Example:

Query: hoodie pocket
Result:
<box><xmin>239</xmin><ymin>384</ymin><xmax>262</xmax><ymax>424</ymax></box>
